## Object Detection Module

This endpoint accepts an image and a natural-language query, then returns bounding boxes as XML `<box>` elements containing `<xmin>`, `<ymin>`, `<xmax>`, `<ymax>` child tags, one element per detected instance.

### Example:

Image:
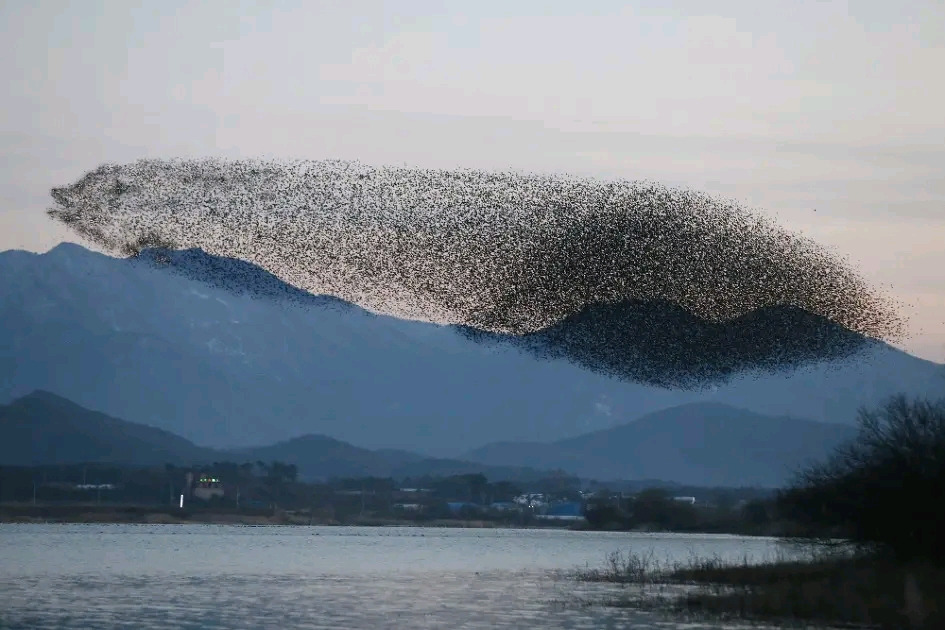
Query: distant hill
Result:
<box><xmin>228</xmin><ymin>434</ymin><xmax>402</xmax><ymax>479</ymax></box>
<box><xmin>0</xmin><ymin>392</ymin><xmax>552</xmax><ymax>483</ymax></box>
<box><xmin>1</xmin><ymin>243</ymin><xmax>941</xmax><ymax>455</ymax></box>
<box><xmin>231</xmin><ymin>435</ymin><xmax>557</xmax><ymax>482</ymax></box>
<box><xmin>0</xmin><ymin>390</ymin><xmax>213</xmax><ymax>466</ymax></box>
<box><xmin>465</xmin><ymin>403</ymin><xmax>859</xmax><ymax>487</ymax></box>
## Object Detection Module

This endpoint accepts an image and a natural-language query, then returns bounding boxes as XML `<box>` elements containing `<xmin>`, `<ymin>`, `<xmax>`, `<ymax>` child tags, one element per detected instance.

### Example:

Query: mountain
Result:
<box><xmin>2</xmin><ymin>391</ymin><xmax>854</xmax><ymax>487</ymax></box>
<box><xmin>231</xmin><ymin>435</ymin><xmax>557</xmax><ymax>482</ymax></box>
<box><xmin>0</xmin><ymin>390</ymin><xmax>214</xmax><ymax>466</ymax></box>
<box><xmin>465</xmin><ymin>403</ymin><xmax>859</xmax><ymax>487</ymax></box>
<box><xmin>0</xmin><ymin>391</ymin><xmax>552</xmax><ymax>482</ymax></box>
<box><xmin>161</xmin><ymin>244</ymin><xmax>873</xmax><ymax>388</ymax></box>
<box><xmin>1</xmin><ymin>243</ymin><xmax>942</xmax><ymax>455</ymax></box>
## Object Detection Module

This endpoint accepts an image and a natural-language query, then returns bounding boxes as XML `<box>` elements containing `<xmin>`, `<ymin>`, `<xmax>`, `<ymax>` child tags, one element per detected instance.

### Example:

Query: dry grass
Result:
<box><xmin>575</xmin><ymin>548</ymin><xmax>944</xmax><ymax>629</ymax></box>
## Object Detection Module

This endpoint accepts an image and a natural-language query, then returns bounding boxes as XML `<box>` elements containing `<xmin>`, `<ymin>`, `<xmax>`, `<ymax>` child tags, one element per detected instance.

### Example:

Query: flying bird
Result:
<box><xmin>47</xmin><ymin>158</ymin><xmax>904</xmax><ymax>388</ymax></box>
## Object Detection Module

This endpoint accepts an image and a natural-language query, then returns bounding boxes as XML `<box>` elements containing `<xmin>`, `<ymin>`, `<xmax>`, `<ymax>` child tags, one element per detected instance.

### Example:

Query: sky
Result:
<box><xmin>2</xmin><ymin>0</ymin><xmax>943</xmax><ymax>362</ymax></box>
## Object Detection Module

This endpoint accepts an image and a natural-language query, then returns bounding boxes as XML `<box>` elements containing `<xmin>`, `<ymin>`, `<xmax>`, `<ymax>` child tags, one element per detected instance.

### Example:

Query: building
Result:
<box><xmin>539</xmin><ymin>501</ymin><xmax>585</xmax><ymax>521</ymax></box>
<box><xmin>191</xmin><ymin>474</ymin><xmax>225</xmax><ymax>501</ymax></box>
<box><xmin>514</xmin><ymin>493</ymin><xmax>547</xmax><ymax>508</ymax></box>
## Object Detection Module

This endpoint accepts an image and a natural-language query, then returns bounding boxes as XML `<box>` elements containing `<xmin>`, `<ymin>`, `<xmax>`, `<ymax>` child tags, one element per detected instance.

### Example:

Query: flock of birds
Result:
<box><xmin>48</xmin><ymin>158</ymin><xmax>903</xmax><ymax>388</ymax></box>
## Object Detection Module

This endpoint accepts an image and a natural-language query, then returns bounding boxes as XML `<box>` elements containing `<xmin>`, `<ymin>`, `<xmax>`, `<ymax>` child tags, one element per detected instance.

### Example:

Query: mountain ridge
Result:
<box><xmin>1</xmin><ymin>243</ymin><xmax>941</xmax><ymax>454</ymax></box>
<box><xmin>0</xmin><ymin>391</ymin><xmax>858</xmax><ymax>487</ymax></box>
<box><xmin>0</xmin><ymin>391</ymin><xmax>556</xmax><ymax>482</ymax></box>
<box><xmin>0</xmin><ymin>390</ymin><xmax>213</xmax><ymax>467</ymax></box>
<box><xmin>465</xmin><ymin>402</ymin><xmax>860</xmax><ymax>487</ymax></box>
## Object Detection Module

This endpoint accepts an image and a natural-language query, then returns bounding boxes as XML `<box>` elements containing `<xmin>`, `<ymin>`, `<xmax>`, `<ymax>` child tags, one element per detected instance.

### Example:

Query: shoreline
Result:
<box><xmin>575</xmin><ymin>548</ymin><xmax>944</xmax><ymax>629</ymax></box>
<box><xmin>0</xmin><ymin>504</ymin><xmax>780</xmax><ymax>535</ymax></box>
<box><xmin>0</xmin><ymin>503</ymin><xmax>581</xmax><ymax>529</ymax></box>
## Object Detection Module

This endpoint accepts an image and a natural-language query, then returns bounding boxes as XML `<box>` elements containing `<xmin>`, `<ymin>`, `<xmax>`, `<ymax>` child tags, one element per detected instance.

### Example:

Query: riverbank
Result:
<box><xmin>576</xmin><ymin>547</ymin><xmax>943</xmax><ymax>629</ymax></box>
<box><xmin>0</xmin><ymin>503</ymin><xmax>578</xmax><ymax>528</ymax></box>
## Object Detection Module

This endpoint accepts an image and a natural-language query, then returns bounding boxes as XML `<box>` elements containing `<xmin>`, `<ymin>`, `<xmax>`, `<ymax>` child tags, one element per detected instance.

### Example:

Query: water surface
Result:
<box><xmin>0</xmin><ymin>524</ymin><xmax>795</xmax><ymax>629</ymax></box>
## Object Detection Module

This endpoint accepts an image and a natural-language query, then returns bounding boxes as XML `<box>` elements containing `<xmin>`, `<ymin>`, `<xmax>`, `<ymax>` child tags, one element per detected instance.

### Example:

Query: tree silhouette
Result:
<box><xmin>779</xmin><ymin>395</ymin><xmax>945</xmax><ymax>564</ymax></box>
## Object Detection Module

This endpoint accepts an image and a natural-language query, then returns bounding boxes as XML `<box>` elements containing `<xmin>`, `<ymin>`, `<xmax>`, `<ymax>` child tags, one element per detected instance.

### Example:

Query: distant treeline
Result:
<box><xmin>0</xmin><ymin>462</ymin><xmax>584</xmax><ymax>524</ymax></box>
<box><xmin>582</xmin><ymin>488</ymin><xmax>783</xmax><ymax>536</ymax></box>
<box><xmin>1</xmin><ymin>459</ymin><xmax>784</xmax><ymax>531</ymax></box>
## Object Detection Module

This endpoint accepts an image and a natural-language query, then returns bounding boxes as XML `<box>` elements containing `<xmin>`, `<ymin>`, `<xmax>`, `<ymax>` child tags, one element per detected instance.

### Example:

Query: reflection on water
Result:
<box><xmin>0</xmin><ymin>525</ymin><xmax>792</xmax><ymax>629</ymax></box>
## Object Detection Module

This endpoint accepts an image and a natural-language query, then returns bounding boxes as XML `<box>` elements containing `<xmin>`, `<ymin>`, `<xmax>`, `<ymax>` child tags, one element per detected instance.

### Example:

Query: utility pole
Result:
<box><xmin>32</xmin><ymin>480</ymin><xmax>37</xmax><ymax>505</ymax></box>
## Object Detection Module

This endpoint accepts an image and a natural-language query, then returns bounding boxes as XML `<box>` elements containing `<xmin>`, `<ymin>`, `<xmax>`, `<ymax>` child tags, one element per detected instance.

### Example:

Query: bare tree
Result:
<box><xmin>778</xmin><ymin>395</ymin><xmax>945</xmax><ymax>564</ymax></box>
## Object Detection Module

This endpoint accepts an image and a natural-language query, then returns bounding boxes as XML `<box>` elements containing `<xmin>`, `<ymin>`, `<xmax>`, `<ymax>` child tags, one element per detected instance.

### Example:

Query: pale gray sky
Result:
<box><xmin>2</xmin><ymin>0</ymin><xmax>943</xmax><ymax>361</ymax></box>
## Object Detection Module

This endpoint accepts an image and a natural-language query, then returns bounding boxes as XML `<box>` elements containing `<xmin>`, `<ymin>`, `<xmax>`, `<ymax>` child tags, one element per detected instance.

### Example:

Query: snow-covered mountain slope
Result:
<box><xmin>1</xmin><ymin>243</ymin><xmax>941</xmax><ymax>455</ymax></box>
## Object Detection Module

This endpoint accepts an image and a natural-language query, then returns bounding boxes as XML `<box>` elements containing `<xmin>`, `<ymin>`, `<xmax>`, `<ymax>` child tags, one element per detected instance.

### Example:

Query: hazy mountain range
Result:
<box><xmin>464</xmin><ymin>403</ymin><xmax>857</xmax><ymax>487</ymax></box>
<box><xmin>2</xmin><ymin>391</ymin><xmax>857</xmax><ymax>487</ymax></box>
<box><xmin>0</xmin><ymin>391</ymin><xmax>551</xmax><ymax>482</ymax></box>
<box><xmin>1</xmin><ymin>243</ymin><xmax>942</xmax><ymax>457</ymax></box>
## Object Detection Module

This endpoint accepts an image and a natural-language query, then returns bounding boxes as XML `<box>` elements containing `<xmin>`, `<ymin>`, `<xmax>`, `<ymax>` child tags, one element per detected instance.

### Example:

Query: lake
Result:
<box><xmin>0</xmin><ymin>524</ymin><xmax>797</xmax><ymax>629</ymax></box>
